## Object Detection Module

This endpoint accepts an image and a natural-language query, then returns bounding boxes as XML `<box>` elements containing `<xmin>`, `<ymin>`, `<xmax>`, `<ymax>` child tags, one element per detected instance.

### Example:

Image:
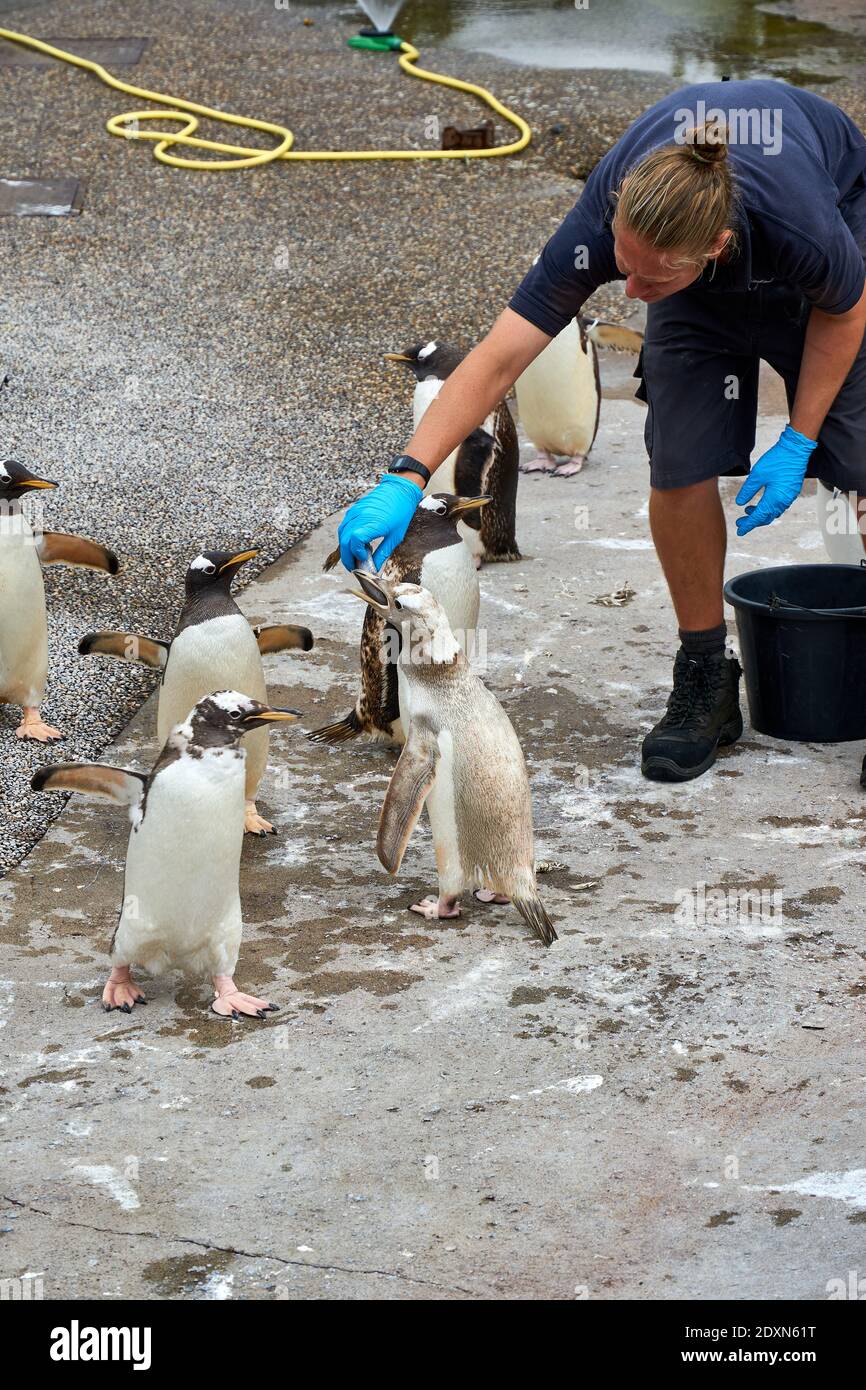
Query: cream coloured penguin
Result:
<box><xmin>384</xmin><ymin>342</ymin><xmax>520</xmax><ymax>564</ymax></box>
<box><xmin>515</xmin><ymin>317</ymin><xmax>644</xmax><ymax>476</ymax></box>
<box><xmin>78</xmin><ymin>548</ymin><xmax>312</xmax><ymax>835</ymax></box>
<box><xmin>351</xmin><ymin>572</ymin><xmax>555</xmax><ymax>945</ymax></box>
<box><xmin>0</xmin><ymin>459</ymin><xmax>118</xmax><ymax>741</ymax></box>
<box><xmin>309</xmin><ymin>492</ymin><xmax>488</xmax><ymax>745</ymax></box>
<box><xmin>32</xmin><ymin>692</ymin><xmax>300</xmax><ymax>1018</ymax></box>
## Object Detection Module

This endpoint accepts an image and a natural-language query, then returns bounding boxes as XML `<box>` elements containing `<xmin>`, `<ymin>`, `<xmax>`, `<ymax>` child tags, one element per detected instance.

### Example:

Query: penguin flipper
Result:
<box><xmin>254</xmin><ymin>624</ymin><xmax>314</xmax><ymax>655</ymax></box>
<box><xmin>37</xmin><ymin>533</ymin><xmax>119</xmax><ymax>575</ymax></box>
<box><xmin>583</xmin><ymin>320</ymin><xmax>644</xmax><ymax>353</ymax></box>
<box><xmin>377</xmin><ymin>724</ymin><xmax>439</xmax><ymax>874</ymax></box>
<box><xmin>322</xmin><ymin>547</ymin><xmax>340</xmax><ymax>573</ymax></box>
<box><xmin>78</xmin><ymin>631</ymin><xmax>169</xmax><ymax>670</ymax></box>
<box><xmin>31</xmin><ymin>762</ymin><xmax>146</xmax><ymax>811</ymax></box>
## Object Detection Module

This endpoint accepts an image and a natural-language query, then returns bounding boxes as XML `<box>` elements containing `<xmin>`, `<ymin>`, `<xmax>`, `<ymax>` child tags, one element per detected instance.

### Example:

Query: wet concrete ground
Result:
<box><xmin>2</xmin><ymin>369</ymin><xmax>865</xmax><ymax>1300</ymax></box>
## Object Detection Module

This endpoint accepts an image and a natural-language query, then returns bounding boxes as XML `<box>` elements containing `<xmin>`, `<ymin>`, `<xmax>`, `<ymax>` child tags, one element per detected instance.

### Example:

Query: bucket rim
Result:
<box><xmin>724</xmin><ymin>564</ymin><xmax>866</xmax><ymax>619</ymax></box>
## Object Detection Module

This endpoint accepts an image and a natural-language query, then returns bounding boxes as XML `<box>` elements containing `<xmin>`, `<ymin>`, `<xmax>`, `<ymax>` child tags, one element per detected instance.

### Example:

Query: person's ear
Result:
<box><xmin>707</xmin><ymin>228</ymin><xmax>733</xmax><ymax>261</ymax></box>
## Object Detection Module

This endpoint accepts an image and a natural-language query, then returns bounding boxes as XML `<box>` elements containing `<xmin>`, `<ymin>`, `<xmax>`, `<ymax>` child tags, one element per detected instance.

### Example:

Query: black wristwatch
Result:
<box><xmin>388</xmin><ymin>454</ymin><xmax>431</xmax><ymax>487</ymax></box>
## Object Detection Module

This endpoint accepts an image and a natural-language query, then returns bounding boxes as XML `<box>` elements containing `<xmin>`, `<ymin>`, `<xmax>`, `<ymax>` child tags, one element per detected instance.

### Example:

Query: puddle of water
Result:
<box><xmin>315</xmin><ymin>0</ymin><xmax>866</xmax><ymax>86</ymax></box>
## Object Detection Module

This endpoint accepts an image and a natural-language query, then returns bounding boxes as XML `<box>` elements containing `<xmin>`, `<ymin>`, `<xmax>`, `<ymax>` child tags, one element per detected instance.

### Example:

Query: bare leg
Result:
<box><xmin>858</xmin><ymin>494</ymin><xmax>866</xmax><ymax>554</ymax></box>
<box><xmin>211</xmin><ymin>973</ymin><xmax>279</xmax><ymax>1019</ymax></box>
<box><xmin>102</xmin><ymin>963</ymin><xmax>146</xmax><ymax>1013</ymax></box>
<box><xmin>410</xmin><ymin>894</ymin><xmax>461</xmax><ymax>920</ymax></box>
<box><xmin>520</xmin><ymin>449</ymin><xmax>558</xmax><ymax>474</ymax></box>
<box><xmin>244</xmin><ymin>799</ymin><xmax>276</xmax><ymax>836</ymax></box>
<box><xmin>552</xmin><ymin>454</ymin><xmax>587</xmax><ymax>477</ymax></box>
<box><xmin>649</xmin><ymin>479</ymin><xmax>726</xmax><ymax>630</ymax></box>
<box><xmin>16</xmin><ymin>706</ymin><xmax>62</xmax><ymax>742</ymax></box>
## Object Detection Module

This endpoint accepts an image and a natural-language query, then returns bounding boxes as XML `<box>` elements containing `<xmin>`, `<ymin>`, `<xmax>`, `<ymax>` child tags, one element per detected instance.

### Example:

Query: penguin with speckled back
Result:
<box><xmin>78</xmin><ymin>548</ymin><xmax>312</xmax><ymax>835</ymax></box>
<box><xmin>384</xmin><ymin>341</ymin><xmax>521</xmax><ymax>565</ymax></box>
<box><xmin>310</xmin><ymin>492</ymin><xmax>488</xmax><ymax>745</ymax></box>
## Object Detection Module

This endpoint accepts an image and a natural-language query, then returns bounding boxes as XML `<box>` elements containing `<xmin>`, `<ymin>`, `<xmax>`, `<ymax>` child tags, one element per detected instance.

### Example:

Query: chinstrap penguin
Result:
<box><xmin>32</xmin><ymin>692</ymin><xmax>301</xmax><ymax>1018</ymax></box>
<box><xmin>0</xmin><ymin>459</ymin><xmax>118</xmax><ymax>741</ymax></box>
<box><xmin>350</xmin><ymin>572</ymin><xmax>555</xmax><ymax>945</ymax></box>
<box><xmin>384</xmin><ymin>341</ymin><xmax>520</xmax><ymax>564</ymax></box>
<box><xmin>310</xmin><ymin>492</ymin><xmax>488</xmax><ymax>746</ymax></box>
<box><xmin>78</xmin><ymin>548</ymin><xmax>313</xmax><ymax>835</ymax></box>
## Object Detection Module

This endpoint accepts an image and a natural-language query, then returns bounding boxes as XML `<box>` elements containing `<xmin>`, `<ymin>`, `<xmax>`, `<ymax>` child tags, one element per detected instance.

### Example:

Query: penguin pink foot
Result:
<box><xmin>211</xmin><ymin>975</ymin><xmax>279</xmax><ymax>1020</ymax></box>
<box><xmin>16</xmin><ymin>708</ymin><xmax>62</xmax><ymax>742</ymax></box>
<box><xmin>244</xmin><ymin>800</ymin><xmax>276</xmax><ymax>836</ymax></box>
<box><xmin>474</xmin><ymin>889</ymin><xmax>511</xmax><ymax>905</ymax></box>
<box><xmin>410</xmin><ymin>894</ymin><xmax>462</xmax><ymax>921</ymax></box>
<box><xmin>102</xmin><ymin>965</ymin><xmax>146</xmax><ymax>1013</ymax></box>
<box><xmin>520</xmin><ymin>450</ymin><xmax>558</xmax><ymax>474</ymax></box>
<box><xmin>553</xmin><ymin>454</ymin><xmax>586</xmax><ymax>477</ymax></box>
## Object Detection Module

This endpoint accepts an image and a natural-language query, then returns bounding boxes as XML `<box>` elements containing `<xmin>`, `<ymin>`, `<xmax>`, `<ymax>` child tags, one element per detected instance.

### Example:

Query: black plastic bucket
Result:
<box><xmin>724</xmin><ymin>564</ymin><xmax>866</xmax><ymax>742</ymax></box>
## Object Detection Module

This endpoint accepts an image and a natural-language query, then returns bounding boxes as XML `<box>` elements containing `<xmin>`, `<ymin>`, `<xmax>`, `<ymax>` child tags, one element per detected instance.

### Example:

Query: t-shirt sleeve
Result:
<box><xmin>776</xmin><ymin>209</ymin><xmax>866</xmax><ymax>314</ymax></box>
<box><xmin>508</xmin><ymin>189</ymin><xmax>620</xmax><ymax>338</ymax></box>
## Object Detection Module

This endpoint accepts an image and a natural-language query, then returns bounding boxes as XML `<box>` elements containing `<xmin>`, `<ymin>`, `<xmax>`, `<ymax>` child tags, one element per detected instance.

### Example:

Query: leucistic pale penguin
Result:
<box><xmin>32</xmin><ymin>693</ymin><xmax>301</xmax><ymax>1018</ymax></box>
<box><xmin>384</xmin><ymin>341</ymin><xmax>520</xmax><ymax>564</ymax></box>
<box><xmin>309</xmin><ymin>493</ymin><xmax>488</xmax><ymax>746</ymax></box>
<box><xmin>0</xmin><ymin>459</ymin><xmax>118</xmax><ymax>741</ymax></box>
<box><xmin>515</xmin><ymin>317</ymin><xmax>644</xmax><ymax>475</ymax></box>
<box><xmin>78</xmin><ymin>549</ymin><xmax>312</xmax><ymax>835</ymax></box>
<box><xmin>351</xmin><ymin>572</ymin><xmax>556</xmax><ymax>945</ymax></box>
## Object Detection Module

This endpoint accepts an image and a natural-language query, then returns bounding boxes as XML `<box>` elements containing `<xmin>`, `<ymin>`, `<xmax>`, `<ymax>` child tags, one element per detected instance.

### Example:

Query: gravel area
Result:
<box><xmin>0</xmin><ymin>0</ymin><xmax>863</xmax><ymax>870</ymax></box>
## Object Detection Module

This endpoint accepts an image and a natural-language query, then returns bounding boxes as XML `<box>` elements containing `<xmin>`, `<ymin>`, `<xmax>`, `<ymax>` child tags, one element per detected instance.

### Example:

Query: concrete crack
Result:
<box><xmin>2</xmin><ymin>1195</ymin><xmax>475</xmax><ymax>1296</ymax></box>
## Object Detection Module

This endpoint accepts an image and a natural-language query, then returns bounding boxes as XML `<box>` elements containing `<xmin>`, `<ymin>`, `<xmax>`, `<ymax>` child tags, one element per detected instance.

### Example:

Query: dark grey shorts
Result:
<box><xmin>634</xmin><ymin>280</ymin><xmax>866</xmax><ymax>492</ymax></box>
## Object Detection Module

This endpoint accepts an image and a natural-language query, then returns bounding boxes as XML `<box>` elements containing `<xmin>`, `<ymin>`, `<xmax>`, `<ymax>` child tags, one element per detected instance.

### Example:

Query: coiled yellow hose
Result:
<box><xmin>0</xmin><ymin>28</ymin><xmax>531</xmax><ymax>170</ymax></box>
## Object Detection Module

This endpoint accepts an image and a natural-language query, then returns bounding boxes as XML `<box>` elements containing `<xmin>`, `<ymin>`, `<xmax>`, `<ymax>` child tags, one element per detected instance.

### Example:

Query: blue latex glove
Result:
<box><xmin>735</xmin><ymin>424</ymin><xmax>817</xmax><ymax>537</ymax></box>
<box><xmin>338</xmin><ymin>473</ymin><xmax>422</xmax><ymax>572</ymax></box>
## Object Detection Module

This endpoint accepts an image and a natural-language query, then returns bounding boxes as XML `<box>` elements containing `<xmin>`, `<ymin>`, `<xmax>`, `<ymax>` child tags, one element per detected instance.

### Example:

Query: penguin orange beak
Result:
<box><xmin>449</xmin><ymin>495</ymin><xmax>491</xmax><ymax>515</ymax></box>
<box><xmin>383</xmin><ymin>352</ymin><xmax>413</xmax><ymax>363</ymax></box>
<box><xmin>20</xmin><ymin>475</ymin><xmax>58</xmax><ymax>489</ymax></box>
<box><xmin>219</xmin><ymin>549</ymin><xmax>258</xmax><ymax>573</ymax></box>
<box><xmin>242</xmin><ymin>706</ymin><xmax>302</xmax><ymax>729</ymax></box>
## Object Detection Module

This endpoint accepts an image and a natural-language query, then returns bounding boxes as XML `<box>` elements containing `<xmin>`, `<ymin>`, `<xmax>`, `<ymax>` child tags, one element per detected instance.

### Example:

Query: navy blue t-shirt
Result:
<box><xmin>509</xmin><ymin>81</ymin><xmax>866</xmax><ymax>338</ymax></box>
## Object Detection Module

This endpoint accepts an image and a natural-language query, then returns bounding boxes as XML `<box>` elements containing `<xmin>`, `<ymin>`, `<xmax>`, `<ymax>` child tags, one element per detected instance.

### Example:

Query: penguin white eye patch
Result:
<box><xmin>190</xmin><ymin>554</ymin><xmax>216</xmax><ymax>573</ymax></box>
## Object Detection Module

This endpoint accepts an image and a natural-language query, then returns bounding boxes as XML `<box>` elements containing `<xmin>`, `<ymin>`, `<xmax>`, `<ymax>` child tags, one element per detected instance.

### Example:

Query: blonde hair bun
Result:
<box><xmin>686</xmin><ymin>120</ymin><xmax>729</xmax><ymax>166</ymax></box>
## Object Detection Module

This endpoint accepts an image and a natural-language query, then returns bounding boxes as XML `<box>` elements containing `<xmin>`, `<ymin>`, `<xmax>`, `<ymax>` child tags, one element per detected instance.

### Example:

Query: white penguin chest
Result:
<box><xmin>120</xmin><ymin>749</ymin><xmax>245</xmax><ymax>961</ymax></box>
<box><xmin>0</xmin><ymin>518</ymin><xmax>48</xmax><ymax>702</ymax></box>
<box><xmin>515</xmin><ymin>319</ymin><xmax>598</xmax><ymax>456</ymax></box>
<box><xmin>159</xmin><ymin>614</ymin><xmax>266</xmax><ymax>739</ymax></box>
<box><xmin>418</xmin><ymin>544</ymin><xmax>479</xmax><ymax>649</ymax></box>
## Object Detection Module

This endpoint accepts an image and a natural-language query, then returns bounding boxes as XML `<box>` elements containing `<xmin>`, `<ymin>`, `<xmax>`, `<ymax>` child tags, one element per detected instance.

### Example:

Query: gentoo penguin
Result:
<box><xmin>384</xmin><ymin>341</ymin><xmax>520</xmax><ymax>564</ymax></box>
<box><xmin>0</xmin><ymin>459</ymin><xmax>118</xmax><ymax>741</ymax></box>
<box><xmin>32</xmin><ymin>692</ymin><xmax>300</xmax><ymax>1018</ymax></box>
<box><xmin>78</xmin><ymin>549</ymin><xmax>312</xmax><ymax>835</ymax></box>
<box><xmin>309</xmin><ymin>492</ymin><xmax>488</xmax><ymax>746</ymax></box>
<box><xmin>351</xmin><ymin>572</ymin><xmax>556</xmax><ymax>945</ymax></box>
<box><xmin>515</xmin><ymin>315</ymin><xmax>644</xmax><ymax>476</ymax></box>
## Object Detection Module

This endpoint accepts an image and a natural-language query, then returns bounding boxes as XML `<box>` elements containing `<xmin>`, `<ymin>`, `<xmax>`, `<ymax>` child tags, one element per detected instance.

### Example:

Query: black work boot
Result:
<box><xmin>641</xmin><ymin>648</ymin><xmax>743</xmax><ymax>782</ymax></box>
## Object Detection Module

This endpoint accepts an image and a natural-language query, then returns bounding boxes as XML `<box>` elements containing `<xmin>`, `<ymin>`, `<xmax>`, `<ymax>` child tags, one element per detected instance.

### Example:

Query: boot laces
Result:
<box><xmin>666</xmin><ymin>656</ymin><xmax>723</xmax><ymax>727</ymax></box>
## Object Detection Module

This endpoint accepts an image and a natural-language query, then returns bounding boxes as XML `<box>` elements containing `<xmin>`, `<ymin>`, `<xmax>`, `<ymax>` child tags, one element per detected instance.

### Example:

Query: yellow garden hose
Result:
<box><xmin>0</xmin><ymin>27</ymin><xmax>531</xmax><ymax>170</ymax></box>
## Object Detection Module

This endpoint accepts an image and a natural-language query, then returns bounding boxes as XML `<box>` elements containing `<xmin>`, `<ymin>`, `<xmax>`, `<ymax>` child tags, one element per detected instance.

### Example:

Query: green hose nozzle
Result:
<box><xmin>348</xmin><ymin>34</ymin><xmax>404</xmax><ymax>52</ymax></box>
